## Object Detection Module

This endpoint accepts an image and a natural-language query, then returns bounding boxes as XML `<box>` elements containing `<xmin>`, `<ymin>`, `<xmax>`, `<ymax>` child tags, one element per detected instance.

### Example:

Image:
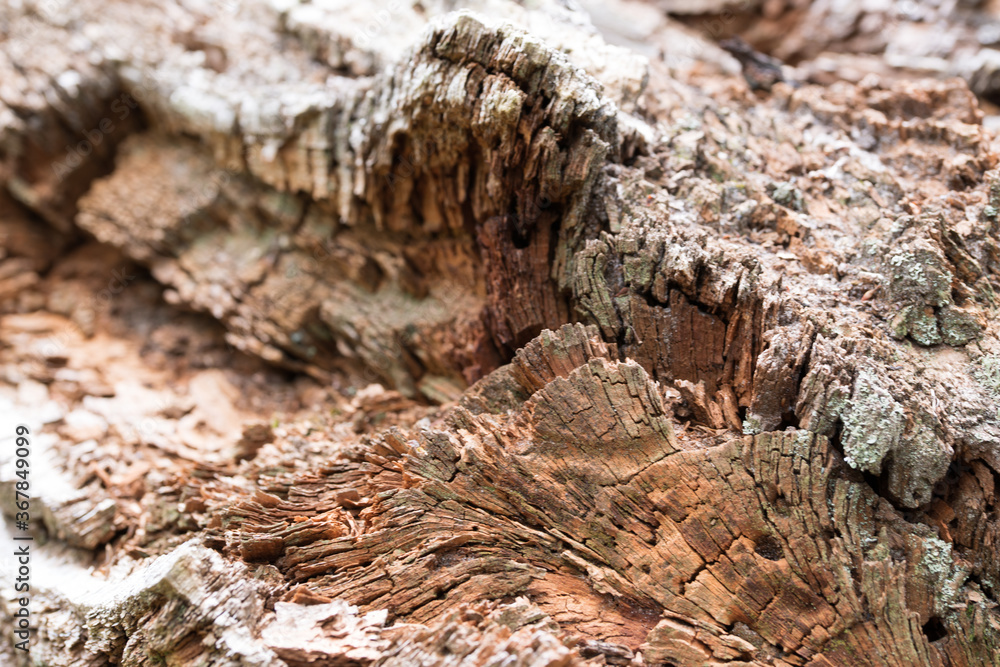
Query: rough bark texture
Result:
<box><xmin>3</xmin><ymin>1</ymin><xmax>1000</xmax><ymax>666</ymax></box>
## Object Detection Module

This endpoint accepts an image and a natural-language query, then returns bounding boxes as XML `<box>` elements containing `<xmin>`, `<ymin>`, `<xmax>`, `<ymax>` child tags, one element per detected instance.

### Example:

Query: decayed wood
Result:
<box><xmin>66</xmin><ymin>9</ymin><xmax>625</xmax><ymax>399</ymax></box>
<box><xmin>211</xmin><ymin>324</ymin><xmax>996</xmax><ymax>665</ymax></box>
<box><xmin>2</xmin><ymin>1</ymin><xmax>1000</xmax><ymax>666</ymax></box>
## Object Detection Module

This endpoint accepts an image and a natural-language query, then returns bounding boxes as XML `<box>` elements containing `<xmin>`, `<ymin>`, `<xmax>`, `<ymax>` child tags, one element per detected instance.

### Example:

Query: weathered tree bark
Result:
<box><xmin>2</xmin><ymin>1</ymin><xmax>1000</xmax><ymax>666</ymax></box>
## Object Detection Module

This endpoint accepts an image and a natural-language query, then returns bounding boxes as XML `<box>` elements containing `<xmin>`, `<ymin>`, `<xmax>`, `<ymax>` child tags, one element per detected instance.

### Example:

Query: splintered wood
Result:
<box><xmin>2</xmin><ymin>1</ymin><xmax>1000</xmax><ymax>666</ymax></box>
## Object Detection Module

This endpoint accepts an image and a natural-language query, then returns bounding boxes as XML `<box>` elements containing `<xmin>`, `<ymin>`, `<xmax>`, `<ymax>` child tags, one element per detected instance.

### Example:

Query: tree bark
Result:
<box><xmin>2</xmin><ymin>1</ymin><xmax>1000</xmax><ymax>666</ymax></box>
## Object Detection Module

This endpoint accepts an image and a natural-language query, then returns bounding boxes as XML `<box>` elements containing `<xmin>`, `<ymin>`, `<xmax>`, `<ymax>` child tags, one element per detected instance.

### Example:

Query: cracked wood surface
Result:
<box><xmin>2</xmin><ymin>1</ymin><xmax>1000</xmax><ymax>666</ymax></box>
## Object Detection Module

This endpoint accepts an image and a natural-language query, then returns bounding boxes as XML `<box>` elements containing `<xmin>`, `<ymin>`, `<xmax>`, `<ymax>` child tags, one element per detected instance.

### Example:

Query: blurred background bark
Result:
<box><xmin>2</xmin><ymin>1</ymin><xmax>1000</xmax><ymax>665</ymax></box>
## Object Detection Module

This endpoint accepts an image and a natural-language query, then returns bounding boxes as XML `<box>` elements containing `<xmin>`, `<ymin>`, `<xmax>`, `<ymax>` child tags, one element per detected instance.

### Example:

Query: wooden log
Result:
<box><xmin>1</xmin><ymin>1</ymin><xmax>1000</xmax><ymax>666</ymax></box>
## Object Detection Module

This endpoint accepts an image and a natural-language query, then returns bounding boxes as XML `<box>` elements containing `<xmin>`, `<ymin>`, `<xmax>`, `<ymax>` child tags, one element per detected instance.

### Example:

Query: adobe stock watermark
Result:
<box><xmin>92</xmin><ymin>266</ymin><xmax>139</xmax><ymax>313</ymax></box>
<box><xmin>51</xmin><ymin>95</ymin><xmax>141</xmax><ymax>182</ymax></box>
<box><xmin>8</xmin><ymin>424</ymin><xmax>33</xmax><ymax>653</ymax></box>
<box><xmin>178</xmin><ymin>161</ymin><xmax>244</xmax><ymax>218</ymax></box>
<box><xmin>700</xmin><ymin>0</ymin><xmax>757</xmax><ymax>41</ymax></box>
<box><xmin>119</xmin><ymin>394</ymin><xmax>176</xmax><ymax>444</ymax></box>
<box><xmin>50</xmin><ymin>67</ymin><xmax>170</xmax><ymax>182</ymax></box>
<box><xmin>353</xmin><ymin>1</ymin><xmax>406</xmax><ymax>49</ymax></box>
<box><xmin>35</xmin><ymin>266</ymin><xmax>139</xmax><ymax>359</ymax></box>
<box><xmin>7</xmin><ymin>0</ymin><xmax>70</xmax><ymax>43</ymax></box>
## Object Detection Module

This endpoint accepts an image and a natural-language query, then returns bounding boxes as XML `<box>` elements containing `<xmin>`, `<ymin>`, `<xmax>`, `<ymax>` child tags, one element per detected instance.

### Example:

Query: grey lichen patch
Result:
<box><xmin>770</xmin><ymin>181</ymin><xmax>804</xmax><ymax>212</ymax></box>
<box><xmin>475</xmin><ymin>84</ymin><xmax>526</xmax><ymax>152</ymax></box>
<box><xmin>887</xmin><ymin>305</ymin><xmax>911</xmax><ymax>340</ymax></box>
<box><xmin>742</xmin><ymin>412</ymin><xmax>763</xmax><ymax>435</ymax></box>
<box><xmin>840</xmin><ymin>370</ymin><xmax>904</xmax><ymax>475</ymax></box>
<box><xmin>972</xmin><ymin>353</ymin><xmax>1000</xmax><ymax>396</ymax></box>
<box><xmin>619</xmin><ymin>230</ymin><xmax>661</xmax><ymax>294</ymax></box>
<box><xmin>882</xmin><ymin>233</ymin><xmax>984</xmax><ymax>347</ymax></box>
<box><xmin>573</xmin><ymin>239</ymin><xmax>622</xmax><ymax>340</ymax></box>
<box><xmin>887</xmin><ymin>413</ymin><xmax>951</xmax><ymax>508</ymax></box>
<box><xmin>921</xmin><ymin>536</ymin><xmax>965</xmax><ymax>614</ymax></box>
<box><xmin>885</xmin><ymin>244</ymin><xmax>953</xmax><ymax>309</ymax></box>
<box><xmin>489</xmin><ymin>87</ymin><xmax>524</xmax><ymax>124</ymax></box>
<box><xmin>938</xmin><ymin>305</ymin><xmax>984</xmax><ymax>346</ymax></box>
<box><xmin>890</xmin><ymin>304</ymin><xmax>942</xmax><ymax>346</ymax></box>
<box><xmin>819</xmin><ymin>362</ymin><xmax>955</xmax><ymax>508</ymax></box>
<box><xmin>721</xmin><ymin>182</ymin><xmax>748</xmax><ymax>214</ymax></box>
<box><xmin>910</xmin><ymin>307</ymin><xmax>942</xmax><ymax>347</ymax></box>
<box><xmin>983</xmin><ymin>169</ymin><xmax>1000</xmax><ymax>223</ymax></box>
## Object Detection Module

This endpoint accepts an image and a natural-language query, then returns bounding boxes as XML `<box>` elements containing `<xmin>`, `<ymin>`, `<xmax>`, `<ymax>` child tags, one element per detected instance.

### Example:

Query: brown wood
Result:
<box><xmin>2</xmin><ymin>1</ymin><xmax>1000</xmax><ymax>666</ymax></box>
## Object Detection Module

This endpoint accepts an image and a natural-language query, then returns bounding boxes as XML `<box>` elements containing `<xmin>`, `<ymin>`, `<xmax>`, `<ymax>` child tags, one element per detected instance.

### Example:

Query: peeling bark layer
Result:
<box><xmin>2</xmin><ymin>1</ymin><xmax>1000</xmax><ymax>666</ymax></box>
